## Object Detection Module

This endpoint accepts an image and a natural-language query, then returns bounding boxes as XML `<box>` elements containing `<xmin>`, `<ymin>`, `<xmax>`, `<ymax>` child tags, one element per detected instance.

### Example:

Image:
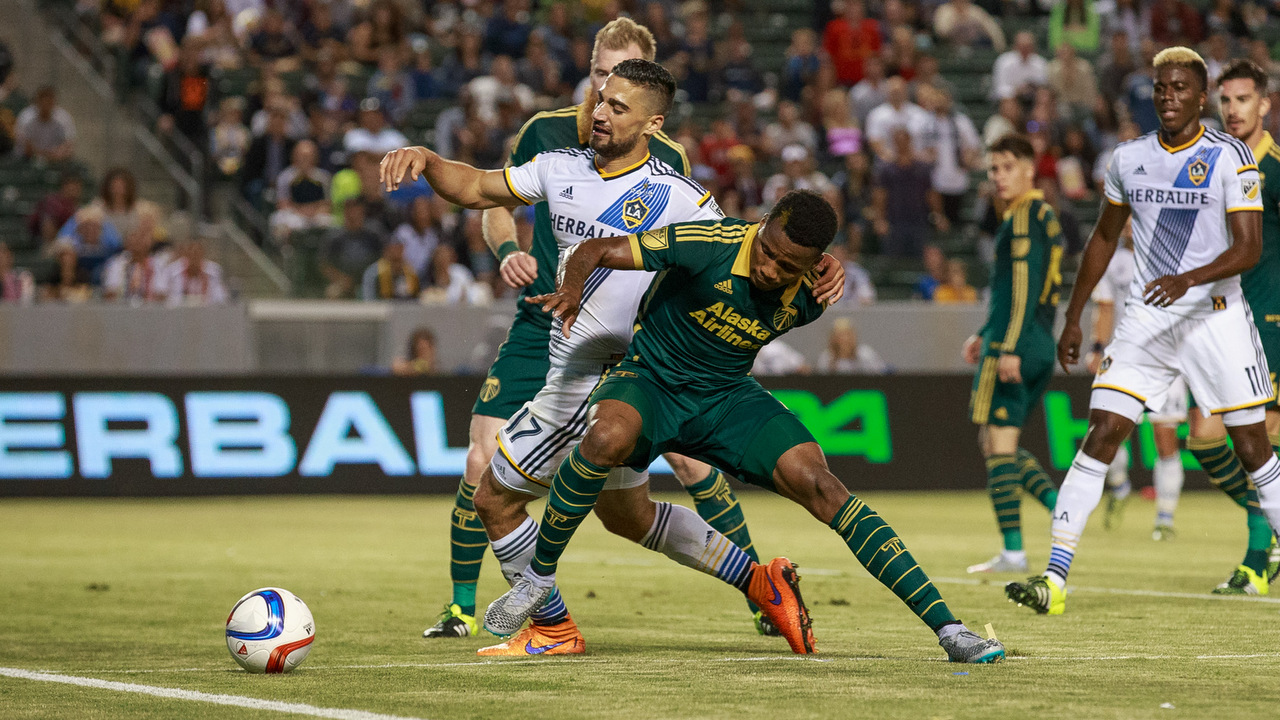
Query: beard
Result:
<box><xmin>590</xmin><ymin>129</ymin><xmax>643</xmax><ymax>160</ymax></box>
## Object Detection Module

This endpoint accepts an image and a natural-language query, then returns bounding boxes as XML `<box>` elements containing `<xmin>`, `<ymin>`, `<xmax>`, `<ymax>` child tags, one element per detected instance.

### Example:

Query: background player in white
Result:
<box><xmin>1087</xmin><ymin>218</ymin><xmax>1187</xmax><ymax>539</ymax></box>
<box><xmin>1007</xmin><ymin>47</ymin><xmax>1280</xmax><ymax>615</ymax></box>
<box><xmin>381</xmin><ymin>60</ymin><xmax>843</xmax><ymax>655</ymax></box>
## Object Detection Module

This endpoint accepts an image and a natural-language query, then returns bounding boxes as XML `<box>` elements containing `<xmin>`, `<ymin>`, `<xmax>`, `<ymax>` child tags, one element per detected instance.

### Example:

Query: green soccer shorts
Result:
<box><xmin>471</xmin><ymin>312</ymin><xmax>552</xmax><ymax>419</ymax></box>
<box><xmin>970</xmin><ymin>335</ymin><xmax>1055</xmax><ymax>428</ymax></box>
<box><xmin>589</xmin><ymin>360</ymin><xmax>815</xmax><ymax>492</ymax></box>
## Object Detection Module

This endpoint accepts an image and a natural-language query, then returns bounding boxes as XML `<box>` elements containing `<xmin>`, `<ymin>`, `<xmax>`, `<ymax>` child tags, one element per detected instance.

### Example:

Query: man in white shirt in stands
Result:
<box><xmin>343</xmin><ymin>99</ymin><xmax>409</xmax><ymax>157</ymax></box>
<box><xmin>864</xmin><ymin>76</ymin><xmax>934</xmax><ymax>162</ymax></box>
<box><xmin>991</xmin><ymin>32</ymin><xmax>1048</xmax><ymax>102</ymax></box>
<box><xmin>157</xmin><ymin>240</ymin><xmax>229</xmax><ymax>306</ymax></box>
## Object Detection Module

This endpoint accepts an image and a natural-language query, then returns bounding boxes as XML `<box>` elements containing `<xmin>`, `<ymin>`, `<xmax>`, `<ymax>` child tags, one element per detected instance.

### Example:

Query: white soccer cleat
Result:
<box><xmin>484</xmin><ymin>575</ymin><xmax>554</xmax><ymax>637</ymax></box>
<box><xmin>967</xmin><ymin>554</ymin><xmax>1028</xmax><ymax>574</ymax></box>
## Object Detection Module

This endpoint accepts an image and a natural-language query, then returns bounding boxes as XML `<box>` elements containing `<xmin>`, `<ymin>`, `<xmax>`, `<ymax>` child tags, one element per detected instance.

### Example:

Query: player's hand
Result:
<box><xmin>379</xmin><ymin>146</ymin><xmax>430</xmax><ymax>192</ymax></box>
<box><xmin>811</xmin><ymin>253</ymin><xmax>845</xmax><ymax>305</ymax></box>
<box><xmin>961</xmin><ymin>335</ymin><xmax>982</xmax><ymax>365</ymax></box>
<box><xmin>1058</xmin><ymin>321</ymin><xmax>1083</xmax><ymax>372</ymax></box>
<box><xmin>526</xmin><ymin>287</ymin><xmax>582</xmax><ymax>338</ymax></box>
<box><xmin>1143</xmin><ymin>273</ymin><xmax>1193</xmax><ymax>308</ymax></box>
<box><xmin>499</xmin><ymin>251</ymin><xmax>538</xmax><ymax>288</ymax></box>
<box><xmin>1085</xmin><ymin>350</ymin><xmax>1102</xmax><ymax>375</ymax></box>
<box><xmin>997</xmin><ymin>353</ymin><xmax>1022</xmax><ymax>383</ymax></box>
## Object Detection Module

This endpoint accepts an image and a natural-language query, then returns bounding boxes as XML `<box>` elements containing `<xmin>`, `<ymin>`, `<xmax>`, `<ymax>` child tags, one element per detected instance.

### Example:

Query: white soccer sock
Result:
<box><xmin>1045</xmin><ymin>452</ymin><xmax>1109</xmax><ymax>589</ymax></box>
<box><xmin>1107</xmin><ymin>443</ymin><xmax>1131</xmax><ymax>497</ymax></box>
<box><xmin>642</xmin><ymin>502</ymin><xmax>754</xmax><ymax>590</ymax></box>
<box><xmin>1248</xmin><ymin>455</ymin><xmax>1280</xmax><ymax>533</ymax></box>
<box><xmin>490</xmin><ymin>516</ymin><xmax>538</xmax><ymax>587</ymax></box>
<box><xmin>1153</xmin><ymin>453</ymin><xmax>1185</xmax><ymax>524</ymax></box>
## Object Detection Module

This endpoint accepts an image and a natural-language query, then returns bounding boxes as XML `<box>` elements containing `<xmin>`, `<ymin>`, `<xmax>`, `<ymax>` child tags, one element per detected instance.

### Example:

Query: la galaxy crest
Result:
<box><xmin>1172</xmin><ymin>146</ymin><xmax>1222</xmax><ymax>189</ymax></box>
<box><xmin>597</xmin><ymin>178</ymin><xmax>672</xmax><ymax>232</ymax></box>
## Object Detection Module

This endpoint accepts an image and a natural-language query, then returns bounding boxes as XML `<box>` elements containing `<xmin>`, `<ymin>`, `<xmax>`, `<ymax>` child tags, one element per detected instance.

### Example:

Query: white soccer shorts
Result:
<box><xmin>1093</xmin><ymin>301</ymin><xmax>1275</xmax><ymax>421</ymax></box>
<box><xmin>490</xmin><ymin>365</ymin><xmax>648</xmax><ymax>497</ymax></box>
<box><xmin>1146</xmin><ymin>375</ymin><xmax>1188</xmax><ymax>424</ymax></box>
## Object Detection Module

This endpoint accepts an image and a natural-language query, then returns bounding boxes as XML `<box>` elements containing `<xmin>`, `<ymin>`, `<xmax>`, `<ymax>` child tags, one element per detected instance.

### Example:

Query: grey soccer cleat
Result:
<box><xmin>484</xmin><ymin>575</ymin><xmax>554</xmax><ymax>637</ymax></box>
<box><xmin>966</xmin><ymin>553</ymin><xmax>1028</xmax><ymax>574</ymax></box>
<box><xmin>939</xmin><ymin>629</ymin><xmax>1006</xmax><ymax>663</ymax></box>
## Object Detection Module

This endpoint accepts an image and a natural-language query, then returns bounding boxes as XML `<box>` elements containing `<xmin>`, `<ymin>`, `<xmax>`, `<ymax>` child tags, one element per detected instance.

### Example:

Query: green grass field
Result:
<box><xmin>2</xmin><ymin>490</ymin><xmax>1278</xmax><ymax>719</ymax></box>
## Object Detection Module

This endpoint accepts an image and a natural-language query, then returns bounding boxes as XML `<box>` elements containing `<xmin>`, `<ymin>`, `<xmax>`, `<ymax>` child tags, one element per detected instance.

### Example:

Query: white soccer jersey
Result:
<box><xmin>505</xmin><ymin>148</ymin><xmax>722</xmax><ymax>368</ymax></box>
<box><xmin>1104</xmin><ymin>126</ymin><xmax>1263</xmax><ymax>317</ymax></box>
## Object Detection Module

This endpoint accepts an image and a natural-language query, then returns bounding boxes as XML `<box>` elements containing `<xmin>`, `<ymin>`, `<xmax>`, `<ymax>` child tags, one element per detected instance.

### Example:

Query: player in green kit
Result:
<box><xmin>484</xmin><ymin>190</ymin><xmax>1007</xmax><ymax>663</ymax></box>
<box><xmin>422</xmin><ymin>18</ymin><xmax>773</xmax><ymax>638</ymax></box>
<box><xmin>963</xmin><ymin>135</ymin><xmax>1064</xmax><ymax>574</ymax></box>
<box><xmin>1184</xmin><ymin>58</ymin><xmax>1280</xmax><ymax>595</ymax></box>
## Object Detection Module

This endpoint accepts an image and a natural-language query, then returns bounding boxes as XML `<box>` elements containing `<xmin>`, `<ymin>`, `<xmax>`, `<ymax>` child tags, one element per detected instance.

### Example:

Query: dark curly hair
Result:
<box><xmin>987</xmin><ymin>133</ymin><xmax>1035</xmax><ymax>160</ymax></box>
<box><xmin>771</xmin><ymin>189</ymin><xmax>837</xmax><ymax>251</ymax></box>
<box><xmin>609</xmin><ymin>58</ymin><xmax>676</xmax><ymax>115</ymax></box>
<box><xmin>1217</xmin><ymin>58</ymin><xmax>1269</xmax><ymax>94</ymax></box>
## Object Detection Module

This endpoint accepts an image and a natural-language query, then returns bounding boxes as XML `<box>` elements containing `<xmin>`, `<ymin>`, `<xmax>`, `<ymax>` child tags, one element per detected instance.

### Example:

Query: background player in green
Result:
<box><xmin>485</xmin><ymin>190</ymin><xmax>1007</xmax><ymax>663</ymax></box>
<box><xmin>963</xmin><ymin>135</ymin><xmax>1064</xmax><ymax>574</ymax></box>
<box><xmin>1183</xmin><ymin>58</ymin><xmax>1280</xmax><ymax>594</ymax></box>
<box><xmin>421</xmin><ymin>18</ymin><xmax>768</xmax><ymax>638</ymax></box>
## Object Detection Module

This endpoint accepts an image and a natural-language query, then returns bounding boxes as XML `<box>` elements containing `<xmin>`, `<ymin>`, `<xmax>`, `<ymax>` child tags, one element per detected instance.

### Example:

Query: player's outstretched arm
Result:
<box><xmin>526</xmin><ymin>235</ymin><xmax>637</xmax><ymax>337</ymax></box>
<box><xmin>379</xmin><ymin>146</ymin><xmax>520</xmax><ymax>210</ymax></box>
<box><xmin>1144</xmin><ymin>210</ymin><xmax>1262</xmax><ymax>308</ymax></box>
<box><xmin>1059</xmin><ymin>201</ymin><xmax>1129</xmax><ymax>371</ymax></box>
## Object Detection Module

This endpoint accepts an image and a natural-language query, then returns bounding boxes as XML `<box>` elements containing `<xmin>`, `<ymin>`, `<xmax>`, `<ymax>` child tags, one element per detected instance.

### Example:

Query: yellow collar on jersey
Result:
<box><xmin>1158</xmin><ymin>124</ymin><xmax>1205</xmax><ymax>154</ymax></box>
<box><xmin>595</xmin><ymin>152</ymin><xmax>650</xmax><ymax>178</ymax></box>
<box><xmin>1003</xmin><ymin>189</ymin><xmax>1044</xmax><ymax>221</ymax></box>
<box><xmin>1253</xmin><ymin>131</ymin><xmax>1275</xmax><ymax>159</ymax></box>
<box><xmin>731</xmin><ymin>222</ymin><xmax>804</xmax><ymax>305</ymax></box>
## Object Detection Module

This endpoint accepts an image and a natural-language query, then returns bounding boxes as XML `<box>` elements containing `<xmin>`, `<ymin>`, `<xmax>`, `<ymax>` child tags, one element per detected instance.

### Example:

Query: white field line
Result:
<box><xmin>0</xmin><ymin>667</ymin><xmax>431</xmax><ymax>720</ymax></box>
<box><xmin>62</xmin><ymin>658</ymin><xmax>609</xmax><ymax>675</ymax></box>
<box><xmin>928</xmin><ymin>575</ymin><xmax>1280</xmax><ymax>604</ymax></box>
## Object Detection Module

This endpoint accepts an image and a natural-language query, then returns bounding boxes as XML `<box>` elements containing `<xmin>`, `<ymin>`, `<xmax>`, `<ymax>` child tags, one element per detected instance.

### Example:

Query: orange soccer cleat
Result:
<box><xmin>476</xmin><ymin>616</ymin><xmax>586</xmax><ymax>657</ymax></box>
<box><xmin>746</xmin><ymin>557</ymin><xmax>816</xmax><ymax>654</ymax></box>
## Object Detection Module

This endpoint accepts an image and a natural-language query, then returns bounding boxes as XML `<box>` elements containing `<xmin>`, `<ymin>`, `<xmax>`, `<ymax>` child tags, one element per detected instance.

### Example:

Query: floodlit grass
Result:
<box><xmin>2</xmin><ymin>491</ymin><xmax>1277</xmax><ymax>719</ymax></box>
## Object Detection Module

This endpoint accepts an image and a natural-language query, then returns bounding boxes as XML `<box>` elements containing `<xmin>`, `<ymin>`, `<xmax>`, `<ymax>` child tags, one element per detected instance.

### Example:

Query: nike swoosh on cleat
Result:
<box><xmin>525</xmin><ymin>640</ymin><xmax>568</xmax><ymax>655</ymax></box>
<box><xmin>765</xmin><ymin>573</ymin><xmax>783</xmax><ymax>605</ymax></box>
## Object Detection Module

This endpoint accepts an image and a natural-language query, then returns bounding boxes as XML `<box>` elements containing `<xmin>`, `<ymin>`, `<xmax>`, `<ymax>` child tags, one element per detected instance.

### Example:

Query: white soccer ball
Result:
<box><xmin>225</xmin><ymin>587</ymin><xmax>315</xmax><ymax>673</ymax></box>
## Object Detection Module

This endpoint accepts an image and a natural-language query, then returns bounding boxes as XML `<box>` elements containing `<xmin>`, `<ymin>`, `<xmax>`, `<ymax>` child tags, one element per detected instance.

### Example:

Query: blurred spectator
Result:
<box><xmin>720</xmin><ymin>38</ymin><xmax>764</xmax><ymax>99</ymax></box>
<box><xmin>933</xmin><ymin>0</ymin><xmax>1006</xmax><ymax>51</ymax></box>
<box><xmin>248</xmin><ymin>9</ymin><xmax>300</xmax><ymax>69</ymax></box>
<box><xmin>782</xmin><ymin>28</ymin><xmax>822</xmax><ymax>103</ymax></box>
<box><xmin>913</xmin><ymin>244</ymin><xmax>947</xmax><ymax>299</ymax></box>
<box><xmin>538</xmin><ymin>2</ymin><xmax>576</xmax><ymax>67</ymax></box>
<box><xmin>1148</xmin><ymin>0</ymin><xmax>1203</xmax><ymax>46</ymax></box>
<box><xmin>250</xmin><ymin>81</ymin><xmax>309</xmax><ymax>139</ymax></box>
<box><xmin>724</xmin><ymin>145</ymin><xmax>764</xmax><ymax>216</ymax></box>
<box><xmin>305</xmin><ymin>51</ymin><xmax>359</xmax><ymax>120</ymax></box>
<box><xmin>517</xmin><ymin>32</ymin><xmax>565</xmax><ymax>99</ymax></box>
<box><xmin>14</xmin><ymin>86</ymin><xmax>75</xmax><ymax>161</ymax></box>
<box><xmin>1203</xmin><ymin>33</ymin><xmax>1232</xmax><ymax>89</ymax></box>
<box><xmin>392</xmin><ymin>196</ymin><xmax>440</xmax><ymax>276</ymax></box>
<box><xmin>270</xmin><ymin>140</ymin><xmax>332</xmax><ymax>243</ymax></box>
<box><xmin>1204</xmin><ymin>0</ymin><xmax>1251</xmax><ymax>40</ymax></box>
<box><xmin>469</xmin><ymin>55</ymin><xmax>534</xmax><ymax>124</ymax></box>
<box><xmin>0</xmin><ymin>242</ymin><xmax>34</xmax><ymax>303</ymax></box>
<box><xmin>485</xmin><ymin>0</ymin><xmax>533</xmax><ymax>58</ymax></box>
<box><xmin>93</xmin><ymin>168</ymin><xmax>162</xmax><ymax>243</ymax></box>
<box><xmin>410</xmin><ymin>42</ymin><xmax>445</xmax><ymax>101</ymax></box>
<box><xmin>101</xmin><ymin>225</ymin><xmax>162</xmax><ymax>303</ymax></box>
<box><xmin>210</xmin><ymin>98</ymin><xmax>251</xmax><ymax>179</ymax></box>
<box><xmin>912</xmin><ymin>55</ymin><xmax>954</xmax><ymax>99</ymax></box>
<box><xmin>822</xmin><ymin>89</ymin><xmax>863</xmax><ymax>159</ymax></box>
<box><xmin>242</xmin><ymin>105</ymin><xmax>295</xmax><ymax>206</ymax></box>
<box><xmin>421</xmin><ymin>244</ymin><xmax>484</xmax><ymax>305</ymax></box>
<box><xmin>158</xmin><ymin>239</ymin><xmax>229</xmax><ymax>306</ymax></box>
<box><xmin>883</xmin><ymin>25</ymin><xmax>921</xmax><ymax>82</ymax></box>
<box><xmin>983</xmin><ymin>97</ymin><xmax>1024</xmax><ymax>146</ymax></box>
<box><xmin>311</xmin><ymin>110</ymin><xmax>347</xmax><ymax>174</ymax></box>
<box><xmin>764</xmin><ymin>101</ymin><xmax>819</xmax><ymax>157</ymax></box>
<box><xmin>933</xmin><ymin>258</ymin><xmax>978</xmax><ymax>304</ymax></box>
<box><xmin>763</xmin><ymin>145</ymin><xmax>836</xmax><ymax>208</ymax></box>
<box><xmin>850</xmin><ymin>55</ymin><xmax>888</xmax><ymax>127</ymax></box>
<box><xmin>438</xmin><ymin>29</ymin><xmax>486</xmax><ymax>98</ymax></box>
<box><xmin>1122</xmin><ymin>40</ymin><xmax>1160</xmax><ymax>133</ymax></box>
<box><xmin>865</xmin><ymin>76</ymin><xmax>932</xmax><ymax>162</ymax></box>
<box><xmin>392</xmin><ymin>327</ymin><xmax>439</xmax><ymax>375</ymax></box>
<box><xmin>921</xmin><ymin>86</ymin><xmax>981</xmax><ymax>229</ymax></box>
<box><xmin>818</xmin><ymin>318</ymin><xmax>886</xmax><ymax>373</ymax></box>
<box><xmin>1047</xmin><ymin>43</ymin><xmax>1098</xmax><ymax>119</ymax></box>
<box><xmin>1048</xmin><ymin>0</ymin><xmax>1101</xmax><ymax>54</ymax></box>
<box><xmin>322</xmin><ymin>199</ymin><xmax>384</xmax><ymax>298</ymax></box>
<box><xmin>1097</xmin><ymin>31</ymin><xmax>1137</xmax><ymax>103</ymax></box>
<box><xmin>157</xmin><ymin>44</ymin><xmax>211</xmax><ymax>145</ymax></box>
<box><xmin>833</xmin><ymin>150</ymin><xmax>875</xmax><ymax>241</ymax></box>
<box><xmin>872</xmin><ymin>129</ymin><xmax>939</xmax><ymax>258</ymax></box>
<box><xmin>752</xmin><ymin>339</ymin><xmax>811</xmax><ymax>375</ymax></box>
<box><xmin>330</xmin><ymin>151</ymin><xmax>382</xmax><ymax>222</ymax></box>
<box><xmin>367</xmin><ymin>47</ymin><xmax>416</xmax><ymax>125</ymax></box>
<box><xmin>56</xmin><ymin>206</ymin><xmax>122</xmax><ymax>279</ymax></box>
<box><xmin>362</xmin><ymin>238</ymin><xmax>420</xmax><ymax>301</ymax></box>
<box><xmin>299</xmin><ymin>1</ymin><xmax>347</xmax><ymax>63</ymax></box>
<box><xmin>348</xmin><ymin>0</ymin><xmax>408</xmax><ymax>66</ymax></box>
<box><xmin>823</xmin><ymin>0</ymin><xmax>882</xmax><ymax>87</ymax></box>
<box><xmin>1057</xmin><ymin>127</ymin><xmax>1095</xmax><ymax>201</ymax></box>
<box><xmin>343</xmin><ymin>99</ymin><xmax>409</xmax><ymax>156</ymax></box>
<box><xmin>829</xmin><ymin>240</ymin><xmax>877</xmax><ymax>306</ymax></box>
<box><xmin>1101</xmin><ymin>0</ymin><xmax>1146</xmax><ymax>54</ymax></box>
<box><xmin>700</xmin><ymin>118</ymin><xmax>741</xmax><ymax>187</ymax></box>
<box><xmin>673</xmin><ymin>8</ymin><xmax>715</xmax><ymax>103</ymax></box>
<box><xmin>991</xmin><ymin>32</ymin><xmax>1047</xmax><ymax>102</ymax></box>
<box><xmin>41</xmin><ymin>242</ymin><xmax>92</xmax><ymax>303</ymax></box>
<box><xmin>28</xmin><ymin>172</ymin><xmax>83</xmax><ymax>247</ymax></box>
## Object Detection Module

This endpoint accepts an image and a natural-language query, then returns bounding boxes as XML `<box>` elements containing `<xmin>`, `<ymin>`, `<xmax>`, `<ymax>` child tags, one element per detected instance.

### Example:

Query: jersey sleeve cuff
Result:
<box><xmin>503</xmin><ymin>168</ymin><xmax>533</xmax><ymax>206</ymax></box>
<box><xmin>1226</xmin><ymin>206</ymin><xmax>1264</xmax><ymax>213</ymax></box>
<box><xmin>1238</xmin><ymin>164</ymin><xmax>1259</xmax><ymax>174</ymax></box>
<box><xmin>627</xmin><ymin>234</ymin><xmax>645</xmax><ymax>270</ymax></box>
<box><xmin>1104</xmin><ymin>196</ymin><xmax>1128</xmax><ymax>207</ymax></box>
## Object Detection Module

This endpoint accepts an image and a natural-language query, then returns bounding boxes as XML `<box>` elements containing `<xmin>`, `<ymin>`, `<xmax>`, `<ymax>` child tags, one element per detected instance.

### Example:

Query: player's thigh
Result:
<box><xmin>1181</xmin><ymin>303</ymin><xmax>1274</xmax><ymax>415</ymax></box>
<box><xmin>589</xmin><ymin>365</ymin><xmax>684</xmax><ymax>470</ymax></box>
<box><xmin>1093</xmin><ymin>307</ymin><xmax>1183</xmax><ymax>414</ymax></box>
<box><xmin>694</xmin><ymin>383</ymin><xmax>817</xmax><ymax>495</ymax></box>
<box><xmin>466</xmin><ymin>413</ymin><xmax>506</xmax><ymax>484</ymax></box>
<box><xmin>664</xmin><ymin>452</ymin><xmax>713</xmax><ymax>486</ymax></box>
<box><xmin>769</xmin><ymin>440</ymin><xmax>850</xmax><ymax>525</ymax></box>
<box><xmin>492</xmin><ymin>368</ymin><xmax>607</xmax><ymax>492</ymax></box>
<box><xmin>982</xmin><ymin>425</ymin><xmax>1022</xmax><ymax>456</ymax></box>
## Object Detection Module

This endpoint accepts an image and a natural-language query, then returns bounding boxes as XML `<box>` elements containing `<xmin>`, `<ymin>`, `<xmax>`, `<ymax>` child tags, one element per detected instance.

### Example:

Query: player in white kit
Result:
<box><xmin>381</xmin><ymin>60</ymin><xmax>843</xmax><ymax>653</ymax></box>
<box><xmin>1007</xmin><ymin>47</ymin><xmax>1280</xmax><ymax>615</ymax></box>
<box><xmin>1087</xmin><ymin>220</ymin><xmax>1187</xmax><ymax>538</ymax></box>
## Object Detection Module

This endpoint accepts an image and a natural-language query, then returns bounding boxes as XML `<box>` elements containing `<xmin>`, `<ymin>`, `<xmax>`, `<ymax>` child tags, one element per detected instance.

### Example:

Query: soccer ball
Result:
<box><xmin>225</xmin><ymin>587</ymin><xmax>315</xmax><ymax>673</ymax></box>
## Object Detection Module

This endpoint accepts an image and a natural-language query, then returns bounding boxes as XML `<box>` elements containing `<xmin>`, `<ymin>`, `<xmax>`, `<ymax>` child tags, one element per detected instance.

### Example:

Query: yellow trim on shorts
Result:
<box><xmin>496</xmin><ymin>439</ymin><xmax>551</xmax><ymax>488</ymax></box>
<box><xmin>971</xmin><ymin>356</ymin><xmax>998</xmax><ymax>424</ymax></box>
<box><xmin>1091</xmin><ymin>383</ymin><xmax>1148</xmax><ymax>402</ymax></box>
<box><xmin>1210</xmin><ymin>397</ymin><xmax>1277</xmax><ymax>415</ymax></box>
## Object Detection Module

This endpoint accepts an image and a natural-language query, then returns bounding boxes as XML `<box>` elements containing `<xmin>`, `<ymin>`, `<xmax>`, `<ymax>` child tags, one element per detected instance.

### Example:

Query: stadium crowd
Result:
<box><xmin>3</xmin><ymin>0</ymin><xmax>1280</xmax><ymax>307</ymax></box>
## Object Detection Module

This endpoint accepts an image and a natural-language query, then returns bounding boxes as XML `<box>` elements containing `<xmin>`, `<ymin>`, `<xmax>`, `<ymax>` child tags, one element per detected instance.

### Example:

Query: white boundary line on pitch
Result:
<box><xmin>0</xmin><ymin>667</ymin><xmax>432</xmax><ymax>720</ymax></box>
<box><xmin>928</xmin><ymin>575</ymin><xmax>1280</xmax><ymax>604</ymax></box>
<box><xmin>62</xmin><ymin>658</ymin><xmax>610</xmax><ymax>675</ymax></box>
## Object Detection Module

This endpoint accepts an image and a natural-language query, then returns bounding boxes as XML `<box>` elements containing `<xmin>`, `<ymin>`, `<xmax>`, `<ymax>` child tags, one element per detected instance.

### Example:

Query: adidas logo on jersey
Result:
<box><xmin>714</xmin><ymin>279</ymin><xmax>733</xmax><ymax>294</ymax></box>
<box><xmin>559</xmin><ymin>186</ymin><xmax>573</xmax><ymax>199</ymax></box>
<box><xmin>1134</xmin><ymin>165</ymin><xmax>1146</xmax><ymax>175</ymax></box>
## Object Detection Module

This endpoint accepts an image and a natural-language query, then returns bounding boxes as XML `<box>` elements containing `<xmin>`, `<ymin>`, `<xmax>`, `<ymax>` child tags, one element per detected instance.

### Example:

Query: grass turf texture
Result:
<box><xmin>2</xmin><ymin>492</ymin><xmax>1278</xmax><ymax>720</ymax></box>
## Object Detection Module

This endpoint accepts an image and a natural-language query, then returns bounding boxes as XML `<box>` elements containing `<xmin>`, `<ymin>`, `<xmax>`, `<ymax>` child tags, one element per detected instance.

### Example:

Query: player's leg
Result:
<box><xmin>1220</xmin><ymin>411</ymin><xmax>1280</xmax><ymax>595</ymax></box>
<box><xmin>1187</xmin><ymin>410</ymin><xmax>1271</xmax><ymax>583</ymax></box>
<box><xmin>968</xmin><ymin>424</ymin><xmax>1030</xmax><ymax>573</ymax></box>
<box><xmin>1102</xmin><ymin>436</ymin><xmax>1133</xmax><ymax>529</ymax></box>
<box><xmin>1150</xmin><ymin>421</ymin><xmax>1184</xmax><ymax>540</ymax></box>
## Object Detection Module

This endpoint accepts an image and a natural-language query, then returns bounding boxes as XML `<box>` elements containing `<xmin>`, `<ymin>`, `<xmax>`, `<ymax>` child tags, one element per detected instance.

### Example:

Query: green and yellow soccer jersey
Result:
<box><xmin>1243</xmin><ymin>132</ymin><xmax>1280</xmax><ymax>328</ymax></box>
<box><xmin>979</xmin><ymin>190</ymin><xmax>1065</xmax><ymax>357</ymax></box>
<box><xmin>507</xmin><ymin>102</ymin><xmax>692</xmax><ymax>330</ymax></box>
<box><xmin>623</xmin><ymin>218</ymin><xmax>826</xmax><ymax>387</ymax></box>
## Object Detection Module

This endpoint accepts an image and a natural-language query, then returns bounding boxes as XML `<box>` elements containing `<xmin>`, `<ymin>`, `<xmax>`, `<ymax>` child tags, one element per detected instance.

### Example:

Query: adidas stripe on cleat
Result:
<box><xmin>1212</xmin><ymin>565</ymin><xmax>1269</xmax><ymax>596</ymax></box>
<box><xmin>1005</xmin><ymin>575</ymin><xmax>1066</xmax><ymax>615</ymax></box>
<box><xmin>423</xmin><ymin>604</ymin><xmax>478</xmax><ymax>638</ymax></box>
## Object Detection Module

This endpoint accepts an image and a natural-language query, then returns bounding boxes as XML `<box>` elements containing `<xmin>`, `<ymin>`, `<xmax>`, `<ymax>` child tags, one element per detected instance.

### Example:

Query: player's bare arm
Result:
<box><xmin>482</xmin><ymin>207</ymin><xmax>538</xmax><ymax>288</ymax></box>
<box><xmin>1144</xmin><ymin>210</ymin><xmax>1262</xmax><ymax>307</ymax></box>
<box><xmin>1059</xmin><ymin>201</ymin><xmax>1130</xmax><ymax>370</ymax></box>
<box><xmin>379</xmin><ymin>146</ymin><xmax>521</xmax><ymax>209</ymax></box>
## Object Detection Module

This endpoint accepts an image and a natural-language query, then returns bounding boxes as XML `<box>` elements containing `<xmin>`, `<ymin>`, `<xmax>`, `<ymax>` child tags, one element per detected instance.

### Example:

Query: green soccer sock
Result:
<box><xmin>986</xmin><ymin>454</ymin><xmax>1024</xmax><ymax>552</ymax></box>
<box><xmin>829</xmin><ymin>495</ymin><xmax>957</xmax><ymax>631</ymax></box>
<box><xmin>685</xmin><ymin>469</ymin><xmax>762</xmax><ymax>613</ymax></box>
<box><xmin>449</xmin><ymin>479</ymin><xmax>486</xmax><ymax>616</ymax></box>
<box><xmin>1016</xmin><ymin>448</ymin><xmax>1059</xmax><ymax>509</ymax></box>
<box><xmin>1188</xmin><ymin>436</ymin><xmax>1271</xmax><ymax>575</ymax></box>
<box><xmin>531</xmin><ymin>447</ymin><xmax>611</xmax><ymax>577</ymax></box>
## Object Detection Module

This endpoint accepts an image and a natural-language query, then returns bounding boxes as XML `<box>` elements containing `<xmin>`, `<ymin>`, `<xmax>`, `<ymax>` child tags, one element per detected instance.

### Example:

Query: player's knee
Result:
<box><xmin>664</xmin><ymin>453</ymin><xmax>704</xmax><ymax>484</ymax></box>
<box><xmin>579</xmin><ymin>423</ymin><xmax>634</xmax><ymax>468</ymax></box>
<box><xmin>1228</xmin><ymin>426</ymin><xmax>1274</xmax><ymax>472</ymax></box>
<box><xmin>472</xmin><ymin>468</ymin><xmax>517</xmax><ymax>527</ymax></box>
<box><xmin>595</xmin><ymin>501</ymin><xmax>648</xmax><ymax>542</ymax></box>
<box><xmin>1082</xmin><ymin>412</ymin><xmax>1133</xmax><ymax>458</ymax></box>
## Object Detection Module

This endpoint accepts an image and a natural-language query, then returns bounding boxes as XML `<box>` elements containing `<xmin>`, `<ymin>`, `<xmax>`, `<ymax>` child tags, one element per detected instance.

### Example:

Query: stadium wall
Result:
<box><xmin>0</xmin><ymin>375</ymin><xmax>1207</xmax><ymax>496</ymax></box>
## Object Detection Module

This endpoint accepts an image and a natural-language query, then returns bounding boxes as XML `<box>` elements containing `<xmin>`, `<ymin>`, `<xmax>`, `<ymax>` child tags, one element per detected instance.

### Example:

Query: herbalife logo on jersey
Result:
<box><xmin>597</xmin><ymin>178</ymin><xmax>672</xmax><ymax>232</ymax></box>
